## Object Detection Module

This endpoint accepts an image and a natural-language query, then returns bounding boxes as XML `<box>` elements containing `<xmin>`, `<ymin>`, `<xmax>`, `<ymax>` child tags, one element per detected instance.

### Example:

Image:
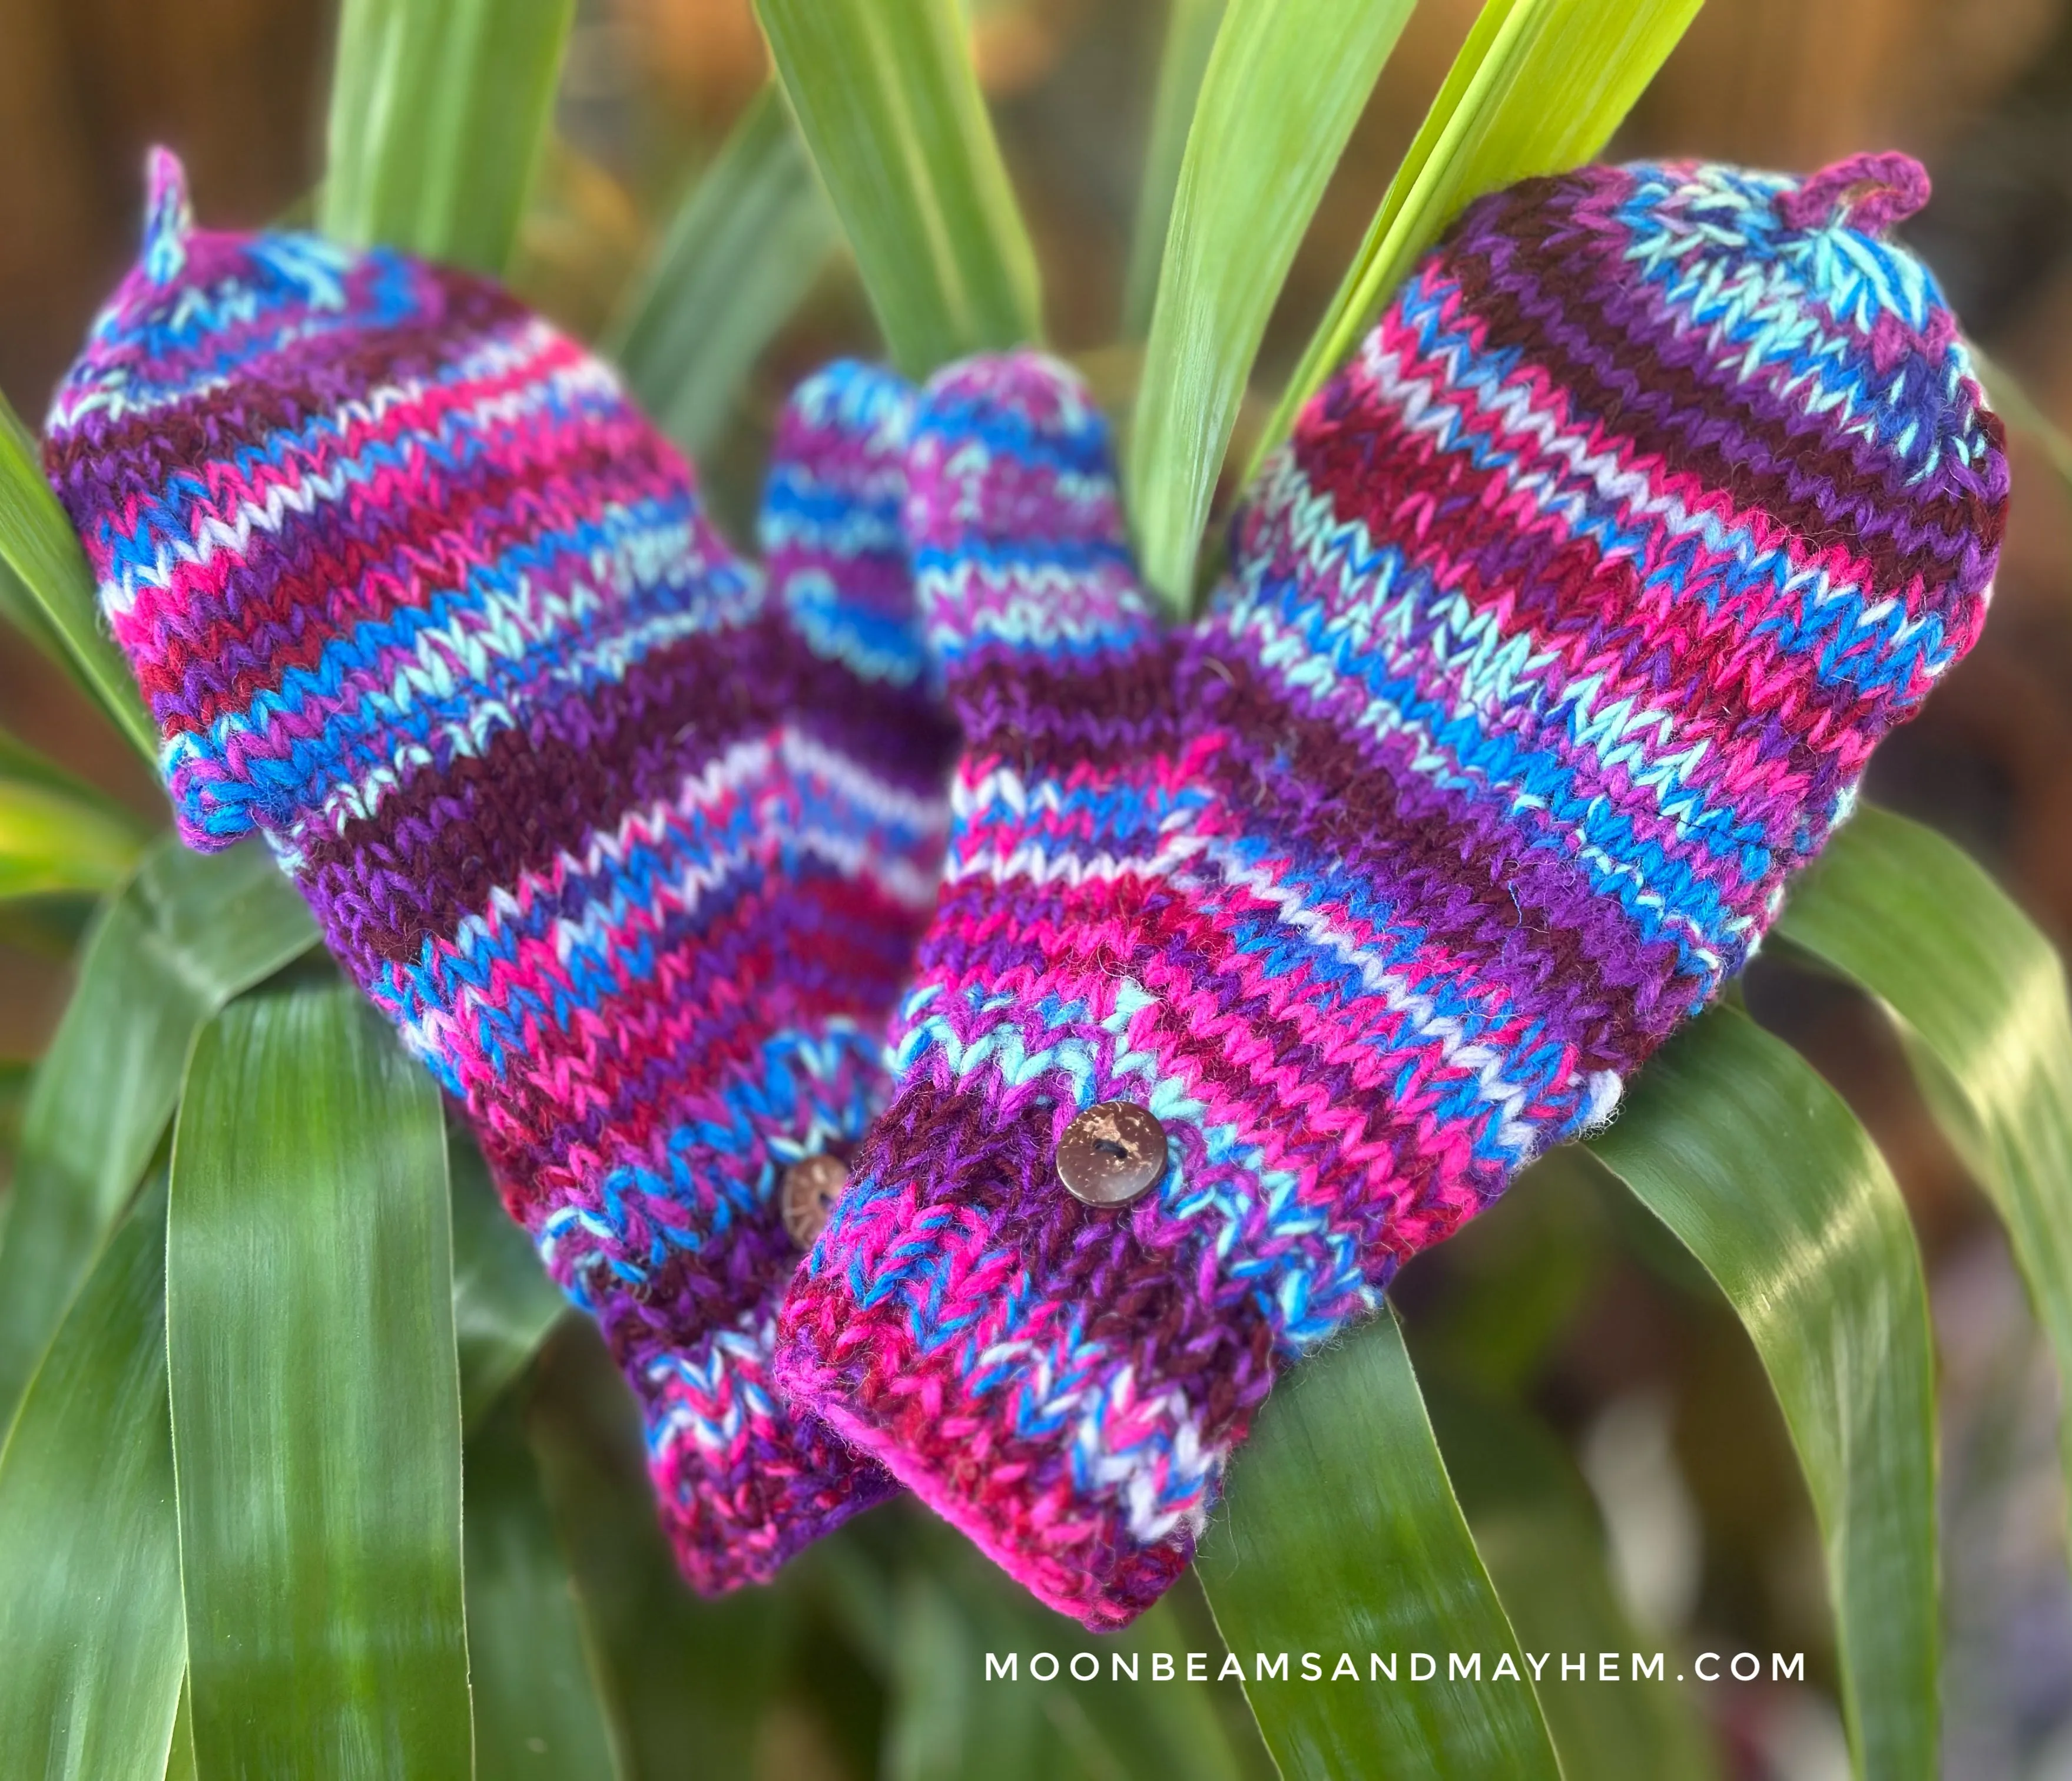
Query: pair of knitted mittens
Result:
<box><xmin>49</xmin><ymin>145</ymin><xmax>2005</xmax><ymax>1632</ymax></box>
<box><xmin>44</xmin><ymin>150</ymin><xmax>951</xmax><ymax>1592</ymax></box>
<box><xmin>772</xmin><ymin>150</ymin><xmax>2007</xmax><ymax>1627</ymax></box>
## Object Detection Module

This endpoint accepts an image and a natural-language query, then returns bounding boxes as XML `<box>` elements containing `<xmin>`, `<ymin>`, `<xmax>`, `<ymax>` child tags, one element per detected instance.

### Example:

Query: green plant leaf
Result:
<box><xmin>0</xmin><ymin>396</ymin><xmax>157</xmax><ymax>763</ymax></box>
<box><xmin>527</xmin><ymin>1320</ymin><xmax>793</xmax><ymax>1780</ymax></box>
<box><xmin>1775</xmin><ymin>805</ymin><xmax>2072</xmax><ymax>1498</ymax></box>
<box><xmin>322</xmin><ymin>0</ymin><xmax>576</xmax><ymax>272</ymax></box>
<box><xmin>465</xmin><ymin>1395</ymin><xmax>624</xmax><ymax>1779</ymax></box>
<box><xmin>450</xmin><ymin>1125</ymin><xmax>566</xmax><ymax>1430</ymax></box>
<box><xmin>0</xmin><ymin>723</ymin><xmax>148</xmax><ymax>902</ymax></box>
<box><xmin>755</xmin><ymin>0</ymin><xmax>1040</xmax><ymax>376</ymax></box>
<box><xmin>0</xmin><ymin>722</ymin><xmax>142</xmax><ymax>822</ymax></box>
<box><xmin>883</xmin><ymin>1563</ymin><xmax>1065</xmax><ymax>1781</ymax></box>
<box><xmin>1428</xmin><ymin>1385</ymin><xmax>1723</xmax><ymax>1780</ymax></box>
<box><xmin>888</xmin><ymin>1511</ymin><xmax>1250</xmax><ymax>1781</ymax></box>
<box><xmin>605</xmin><ymin>85</ymin><xmax>843</xmax><ymax>459</ymax></box>
<box><xmin>0</xmin><ymin>780</ymin><xmax>145</xmax><ymax>901</ymax></box>
<box><xmin>0</xmin><ymin>557</ymin><xmax>69</xmax><ymax>671</ymax></box>
<box><xmin>1196</xmin><ymin>1305</ymin><xmax>1562</xmax><ymax>1780</ymax></box>
<box><xmin>1047</xmin><ymin>1597</ymin><xmax>1254</xmax><ymax>1781</ymax></box>
<box><xmin>0</xmin><ymin>892</ymin><xmax>97</xmax><ymax>961</ymax></box>
<box><xmin>167</xmin><ymin>985</ymin><xmax>470</xmax><ymax>1776</ymax></box>
<box><xmin>0</xmin><ymin>1177</ymin><xmax>184</xmax><ymax>1781</ymax></box>
<box><xmin>1121</xmin><ymin>0</ymin><xmax>1226</xmax><ymax>342</ymax></box>
<box><xmin>162</xmin><ymin>1679</ymin><xmax>194</xmax><ymax>1781</ymax></box>
<box><xmin>0</xmin><ymin>1058</ymin><xmax>27</xmax><ymax>1159</ymax></box>
<box><xmin>1125</xmin><ymin>0</ymin><xmax>1418</xmax><ymax>613</ymax></box>
<box><xmin>0</xmin><ymin>837</ymin><xmax>317</xmax><ymax>1428</ymax></box>
<box><xmin>1589</xmin><ymin>1005</ymin><xmax>1938</xmax><ymax>1781</ymax></box>
<box><xmin>1257</xmin><ymin>0</ymin><xmax>1700</xmax><ymax>476</ymax></box>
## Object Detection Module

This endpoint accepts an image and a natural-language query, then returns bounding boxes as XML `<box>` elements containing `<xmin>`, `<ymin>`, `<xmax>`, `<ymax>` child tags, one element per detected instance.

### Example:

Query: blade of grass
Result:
<box><xmin>0</xmin><ymin>1178</ymin><xmax>184</xmax><ymax>1781</ymax></box>
<box><xmin>450</xmin><ymin>1125</ymin><xmax>566</xmax><ymax>1431</ymax></box>
<box><xmin>1125</xmin><ymin>0</ymin><xmax>1418</xmax><ymax>612</ymax></box>
<box><xmin>604</xmin><ymin>85</ymin><xmax>842</xmax><ymax>459</ymax></box>
<box><xmin>755</xmin><ymin>0</ymin><xmax>1040</xmax><ymax>375</ymax></box>
<box><xmin>322</xmin><ymin>0</ymin><xmax>576</xmax><ymax>272</ymax></box>
<box><xmin>0</xmin><ymin>837</ymin><xmax>317</xmax><ymax>1428</ymax></box>
<box><xmin>1775</xmin><ymin>806</ymin><xmax>2072</xmax><ymax>1507</ymax></box>
<box><xmin>1120</xmin><ymin>0</ymin><xmax>1226</xmax><ymax>341</ymax></box>
<box><xmin>1256</xmin><ymin>0</ymin><xmax>1700</xmax><ymax>476</ymax></box>
<box><xmin>168</xmin><ymin>985</ymin><xmax>470</xmax><ymax>1775</ymax></box>
<box><xmin>0</xmin><ymin>395</ymin><xmax>156</xmax><ymax>763</ymax></box>
<box><xmin>466</xmin><ymin>1395</ymin><xmax>624</xmax><ymax>1779</ymax></box>
<box><xmin>1590</xmin><ymin>1005</ymin><xmax>1938</xmax><ymax>1781</ymax></box>
<box><xmin>1195</xmin><ymin>1305</ymin><xmax>1562</xmax><ymax>1780</ymax></box>
<box><xmin>1428</xmin><ymin>1385</ymin><xmax>1723</xmax><ymax>1780</ymax></box>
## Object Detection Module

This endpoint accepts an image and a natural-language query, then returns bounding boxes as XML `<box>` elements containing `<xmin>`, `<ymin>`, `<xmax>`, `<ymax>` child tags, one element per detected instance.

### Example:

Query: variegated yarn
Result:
<box><xmin>774</xmin><ymin>154</ymin><xmax>2007</xmax><ymax>1628</ymax></box>
<box><xmin>44</xmin><ymin>149</ymin><xmax>952</xmax><ymax>1592</ymax></box>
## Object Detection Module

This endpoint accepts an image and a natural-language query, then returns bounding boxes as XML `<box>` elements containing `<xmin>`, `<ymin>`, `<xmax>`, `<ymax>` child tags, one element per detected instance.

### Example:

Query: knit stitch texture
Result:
<box><xmin>774</xmin><ymin>155</ymin><xmax>2008</xmax><ymax>1628</ymax></box>
<box><xmin>45</xmin><ymin>150</ymin><xmax>952</xmax><ymax>1591</ymax></box>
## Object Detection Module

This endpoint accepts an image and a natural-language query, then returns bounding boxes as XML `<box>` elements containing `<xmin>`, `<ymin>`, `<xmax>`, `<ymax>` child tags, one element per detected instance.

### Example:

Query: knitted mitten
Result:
<box><xmin>775</xmin><ymin>153</ymin><xmax>2008</xmax><ymax>1627</ymax></box>
<box><xmin>43</xmin><ymin>150</ymin><xmax>950</xmax><ymax>1590</ymax></box>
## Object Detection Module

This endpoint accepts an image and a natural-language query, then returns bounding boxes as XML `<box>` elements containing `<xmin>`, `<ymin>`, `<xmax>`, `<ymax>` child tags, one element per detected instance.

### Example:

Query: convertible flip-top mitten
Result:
<box><xmin>44</xmin><ymin>151</ymin><xmax>950</xmax><ymax>1590</ymax></box>
<box><xmin>774</xmin><ymin>153</ymin><xmax>2008</xmax><ymax>1627</ymax></box>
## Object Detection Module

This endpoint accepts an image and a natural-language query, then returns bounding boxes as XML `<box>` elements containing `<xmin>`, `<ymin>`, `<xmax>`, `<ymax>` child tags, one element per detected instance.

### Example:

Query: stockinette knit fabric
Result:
<box><xmin>773</xmin><ymin>153</ymin><xmax>2008</xmax><ymax>1628</ymax></box>
<box><xmin>43</xmin><ymin>150</ymin><xmax>953</xmax><ymax>1591</ymax></box>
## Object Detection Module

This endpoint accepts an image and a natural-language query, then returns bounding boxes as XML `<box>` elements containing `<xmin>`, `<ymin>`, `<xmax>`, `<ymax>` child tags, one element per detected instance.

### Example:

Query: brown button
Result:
<box><xmin>781</xmin><ymin>1153</ymin><xmax>849</xmax><ymax>1250</ymax></box>
<box><xmin>1056</xmin><ymin>1101</ymin><xmax>1168</xmax><ymax>1208</ymax></box>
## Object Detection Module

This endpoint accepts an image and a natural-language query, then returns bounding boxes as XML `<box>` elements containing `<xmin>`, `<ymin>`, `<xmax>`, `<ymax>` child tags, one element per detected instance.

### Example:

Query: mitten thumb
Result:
<box><xmin>760</xmin><ymin>359</ymin><xmax>926</xmax><ymax>688</ymax></box>
<box><xmin>903</xmin><ymin>350</ymin><xmax>1160</xmax><ymax>737</ymax></box>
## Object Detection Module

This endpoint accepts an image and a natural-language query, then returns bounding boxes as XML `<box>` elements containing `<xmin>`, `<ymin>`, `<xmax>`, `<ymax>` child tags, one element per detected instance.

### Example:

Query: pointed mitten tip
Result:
<box><xmin>142</xmin><ymin>148</ymin><xmax>195</xmax><ymax>284</ymax></box>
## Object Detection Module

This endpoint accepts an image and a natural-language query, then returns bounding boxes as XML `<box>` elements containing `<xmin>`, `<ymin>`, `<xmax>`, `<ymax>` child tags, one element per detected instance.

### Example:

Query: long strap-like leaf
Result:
<box><xmin>605</xmin><ymin>85</ymin><xmax>841</xmax><ymax>459</ymax></box>
<box><xmin>1430</xmin><ymin>1385</ymin><xmax>1723</xmax><ymax>1780</ymax></box>
<box><xmin>527</xmin><ymin>1324</ymin><xmax>792</xmax><ymax>1780</ymax></box>
<box><xmin>1196</xmin><ymin>1306</ymin><xmax>1563</xmax><ymax>1780</ymax></box>
<box><xmin>0</xmin><ymin>395</ymin><xmax>156</xmax><ymax>763</ymax></box>
<box><xmin>450</xmin><ymin>1128</ymin><xmax>566</xmax><ymax>1431</ymax></box>
<box><xmin>0</xmin><ymin>721</ymin><xmax>145</xmax><ymax>825</ymax></box>
<box><xmin>755</xmin><ymin>0</ymin><xmax>1040</xmax><ymax>376</ymax></box>
<box><xmin>0</xmin><ymin>838</ymin><xmax>316</xmax><ymax>1429</ymax></box>
<box><xmin>322</xmin><ymin>0</ymin><xmax>575</xmax><ymax>272</ymax></box>
<box><xmin>0</xmin><ymin>720</ymin><xmax>148</xmax><ymax>900</ymax></box>
<box><xmin>1591</xmin><ymin>1005</ymin><xmax>1939</xmax><ymax>1781</ymax></box>
<box><xmin>1126</xmin><ymin>0</ymin><xmax>1418</xmax><ymax>613</ymax></box>
<box><xmin>1121</xmin><ymin>0</ymin><xmax>1226</xmax><ymax>342</ymax></box>
<box><xmin>1776</xmin><ymin>805</ymin><xmax>2072</xmax><ymax>1505</ymax></box>
<box><xmin>0</xmin><ymin>1179</ymin><xmax>184</xmax><ymax>1781</ymax></box>
<box><xmin>884</xmin><ymin>1512</ymin><xmax>1251</xmax><ymax>1781</ymax></box>
<box><xmin>162</xmin><ymin>1679</ymin><xmax>194</xmax><ymax>1781</ymax></box>
<box><xmin>465</xmin><ymin>1397</ymin><xmax>623</xmax><ymax>1779</ymax></box>
<box><xmin>168</xmin><ymin>986</ymin><xmax>471</xmax><ymax>1774</ymax></box>
<box><xmin>0</xmin><ymin>782</ymin><xmax>145</xmax><ymax>901</ymax></box>
<box><xmin>1254</xmin><ymin>0</ymin><xmax>1700</xmax><ymax>478</ymax></box>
